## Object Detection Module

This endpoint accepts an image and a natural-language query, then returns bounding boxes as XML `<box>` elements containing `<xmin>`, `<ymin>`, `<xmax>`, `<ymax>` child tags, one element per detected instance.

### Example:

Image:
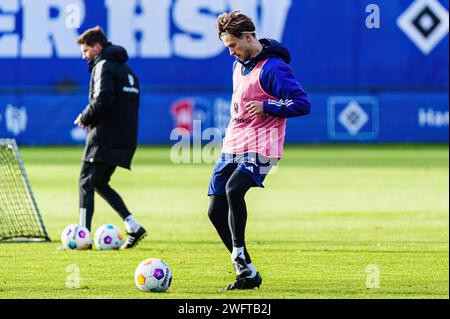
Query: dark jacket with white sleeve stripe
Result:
<box><xmin>80</xmin><ymin>42</ymin><xmax>140</xmax><ymax>170</ymax></box>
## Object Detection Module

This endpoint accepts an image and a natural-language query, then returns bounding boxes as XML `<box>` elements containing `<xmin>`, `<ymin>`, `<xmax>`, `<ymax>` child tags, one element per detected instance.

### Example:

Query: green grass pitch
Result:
<box><xmin>0</xmin><ymin>145</ymin><xmax>448</xmax><ymax>299</ymax></box>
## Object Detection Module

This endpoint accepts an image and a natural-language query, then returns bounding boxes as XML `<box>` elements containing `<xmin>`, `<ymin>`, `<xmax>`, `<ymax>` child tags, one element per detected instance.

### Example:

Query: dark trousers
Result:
<box><xmin>79</xmin><ymin>161</ymin><xmax>131</xmax><ymax>231</ymax></box>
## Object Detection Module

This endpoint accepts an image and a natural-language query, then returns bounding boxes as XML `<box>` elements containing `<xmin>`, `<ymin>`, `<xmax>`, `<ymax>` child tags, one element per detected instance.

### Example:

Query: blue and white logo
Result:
<box><xmin>397</xmin><ymin>0</ymin><xmax>449</xmax><ymax>55</ymax></box>
<box><xmin>328</xmin><ymin>96</ymin><xmax>379</xmax><ymax>140</ymax></box>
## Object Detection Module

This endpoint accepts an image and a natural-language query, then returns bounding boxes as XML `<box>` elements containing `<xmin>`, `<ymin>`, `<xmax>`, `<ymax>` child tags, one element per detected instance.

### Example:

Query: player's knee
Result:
<box><xmin>89</xmin><ymin>174</ymin><xmax>109</xmax><ymax>192</ymax></box>
<box><xmin>79</xmin><ymin>175</ymin><xmax>93</xmax><ymax>193</ymax></box>
<box><xmin>207</xmin><ymin>196</ymin><xmax>219</xmax><ymax>221</ymax></box>
<box><xmin>225</xmin><ymin>180</ymin><xmax>242</xmax><ymax>200</ymax></box>
<box><xmin>208</xmin><ymin>195</ymin><xmax>227</xmax><ymax>222</ymax></box>
<box><xmin>93</xmin><ymin>182</ymin><xmax>110</xmax><ymax>194</ymax></box>
<box><xmin>207</xmin><ymin>206</ymin><xmax>215</xmax><ymax>222</ymax></box>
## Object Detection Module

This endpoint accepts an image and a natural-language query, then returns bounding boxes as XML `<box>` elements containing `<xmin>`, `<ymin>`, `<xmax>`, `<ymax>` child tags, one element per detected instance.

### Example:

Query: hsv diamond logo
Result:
<box><xmin>338</xmin><ymin>100</ymin><xmax>369</xmax><ymax>136</ymax></box>
<box><xmin>397</xmin><ymin>0</ymin><xmax>449</xmax><ymax>55</ymax></box>
<box><xmin>328</xmin><ymin>96</ymin><xmax>379</xmax><ymax>140</ymax></box>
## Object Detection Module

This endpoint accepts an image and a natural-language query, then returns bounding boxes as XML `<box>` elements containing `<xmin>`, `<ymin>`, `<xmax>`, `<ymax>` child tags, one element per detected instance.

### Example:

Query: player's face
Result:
<box><xmin>80</xmin><ymin>43</ymin><xmax>102</xmax><ymax>61</ymax></box>
<box><xmin>222</xmin><ymin>34</ymin><xmax>253</xmax><ymax>61</ymax></box>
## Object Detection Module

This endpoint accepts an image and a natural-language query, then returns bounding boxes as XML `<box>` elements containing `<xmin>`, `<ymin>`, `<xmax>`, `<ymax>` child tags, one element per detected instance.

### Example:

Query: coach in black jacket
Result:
<box><xmin>74</xmin><ymin>26</ymin><xmax>146</xmax><ymax>249</ymax></box>
<box><xmin>81</xmin><ymin>42</ymin><xmax>138</xmax><ymax>169</ymax></box>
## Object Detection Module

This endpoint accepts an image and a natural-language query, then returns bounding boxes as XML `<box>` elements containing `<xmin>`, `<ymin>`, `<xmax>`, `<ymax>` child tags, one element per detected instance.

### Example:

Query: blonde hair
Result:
<box><xmin>216</xmin><ymin>11</ymin><xmax>256</xmax><ymax>40</ymax></box>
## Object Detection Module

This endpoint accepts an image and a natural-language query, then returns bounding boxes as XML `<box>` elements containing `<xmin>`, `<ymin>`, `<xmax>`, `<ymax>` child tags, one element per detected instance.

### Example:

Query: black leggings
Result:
<box><xmin>79</xmin><ymin>161</ymin><xmax>131</xmax><ymax>231</ymax></box>
<box><xmin>208</xmin><ymin>170</ymin><xmax>256</xmax><ymax>263</ymax></box>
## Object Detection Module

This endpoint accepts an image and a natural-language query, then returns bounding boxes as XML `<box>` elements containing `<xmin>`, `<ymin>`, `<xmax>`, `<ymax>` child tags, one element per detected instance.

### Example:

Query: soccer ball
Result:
<box><xmin>134</xmin><ymin>258</ymin><xmax>172</xmax><ymax>292</ymax></box>
<box><xmin>61</xmin><ymin>224</ymin><xmax>91</xmax><ymax>250</ymax></box>
<box><xmin>94</xmin><ymin>224</ymin><xmax>124</xmax><ymax>250</ymax></box>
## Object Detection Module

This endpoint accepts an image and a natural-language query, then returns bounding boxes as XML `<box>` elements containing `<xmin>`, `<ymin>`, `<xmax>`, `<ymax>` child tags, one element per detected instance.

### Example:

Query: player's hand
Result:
<box><xmin>74</xmin><ymin>113</ymin><xmax>87</xmax><ymax>129</ymax></box>
<box><xmin>245</xmin><ymin>101</ymin><xmax>264</xmax><ymax>115</ymax></box>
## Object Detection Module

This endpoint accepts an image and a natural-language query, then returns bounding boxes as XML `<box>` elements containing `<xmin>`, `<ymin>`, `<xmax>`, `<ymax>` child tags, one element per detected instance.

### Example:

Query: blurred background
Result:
<box><xmin>0</xmin><ymin>0</ymin><xmax>448</xmax><ymax>145</ymax></box>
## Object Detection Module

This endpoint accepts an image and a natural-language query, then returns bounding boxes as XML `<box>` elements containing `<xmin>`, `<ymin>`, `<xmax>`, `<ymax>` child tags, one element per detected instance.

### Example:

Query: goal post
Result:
<box><xmin>0</xmin><ymin>139</ymin><xmax>51</xmax><ymax>242</ymax></box>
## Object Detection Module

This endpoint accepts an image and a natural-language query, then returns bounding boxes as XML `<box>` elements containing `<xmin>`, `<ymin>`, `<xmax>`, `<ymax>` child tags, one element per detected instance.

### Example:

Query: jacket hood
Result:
<box><xmin>240</xmin><ymin>38</ymin><xmax>291</xmax><ymax>68</ymax></box>
<box><xmin>89</xmin><ymin>42</ymin><xmax>128</xmax><ymax>71</ymax></box>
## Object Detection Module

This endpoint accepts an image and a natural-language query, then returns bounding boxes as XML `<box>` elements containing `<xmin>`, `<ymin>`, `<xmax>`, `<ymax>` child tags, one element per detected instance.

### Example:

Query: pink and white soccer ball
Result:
<box><xmin>135</xmin><ymin>258</ymin><xmax>172</xmax><ymax>292</ymax></box>
<box><xmin>94</xmin><ymin>224</ymin><xmax>124</xmax><ymax>250</ymax></box>
<box><xmin>61</xmin><ymin>224</ymin><xmax>91</xmax><ymax>250</ymax></box>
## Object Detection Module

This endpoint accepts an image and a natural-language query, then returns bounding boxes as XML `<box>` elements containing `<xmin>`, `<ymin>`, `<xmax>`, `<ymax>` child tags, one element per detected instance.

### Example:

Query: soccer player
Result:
<box><xmin>208</xmin><ymin>12</ymin><xmax>311</xmax><ymax>290</ymax></box>
<box><xmin>74</xmin><ymin>26</ymin><xmax>146</xmax><ymax>249</ymax></box>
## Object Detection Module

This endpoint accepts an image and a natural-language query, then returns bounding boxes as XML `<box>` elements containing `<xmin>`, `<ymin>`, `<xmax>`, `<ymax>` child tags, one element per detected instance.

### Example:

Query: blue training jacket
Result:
<box><xmin>233</xmin><ymin>38</ymin><xmax>311</xmax><ymax>118</ymax></box>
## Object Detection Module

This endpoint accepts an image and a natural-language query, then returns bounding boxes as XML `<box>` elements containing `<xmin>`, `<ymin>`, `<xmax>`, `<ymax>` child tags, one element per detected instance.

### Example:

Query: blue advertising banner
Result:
<box><xmin>0</xmin><ymin>92</ymin><xmax>448</xmax><ymax>145</ymax></box>
<box><xmin>0</xmin><ymin>0</ymin><xmax>448</xmax><ymax>89</ymax></box>
<box><xmin>0</xmin><ymin>1</ymin><xmax>448</xmax><ymax>144</ymax></box>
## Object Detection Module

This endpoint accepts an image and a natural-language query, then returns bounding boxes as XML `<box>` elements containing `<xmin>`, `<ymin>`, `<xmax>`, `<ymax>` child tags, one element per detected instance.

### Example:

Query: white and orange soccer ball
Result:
<box><xmin>94</xmin><ymin>224</ymin><xmax>124</xmax><ymax>250</ymax></box>
<box><xmin>134</xmin><ymin>258</ymin><xmax>172</xmax><ymax>292</ymax></box>
<box><xmin>61</xmin><ymin>224</ymin><xmax>91</xmax><ymax>250</ymax></box>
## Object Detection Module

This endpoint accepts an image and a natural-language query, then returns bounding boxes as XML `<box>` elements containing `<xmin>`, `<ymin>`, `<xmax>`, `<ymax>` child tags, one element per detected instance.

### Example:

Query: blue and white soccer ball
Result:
<box><xmin>61</xmin><ymin>224</ymin><xmax>91</xmax><ymax>250</ymax></box>
<box><xmin>135</xmin><ymin>258</ymin><xmax>172</xmax><ymax>292</ymax></box>
<box><xmin>94</xmin><ymin>224</ymin><xmax>124</xmax><ymax>250</ymax></box>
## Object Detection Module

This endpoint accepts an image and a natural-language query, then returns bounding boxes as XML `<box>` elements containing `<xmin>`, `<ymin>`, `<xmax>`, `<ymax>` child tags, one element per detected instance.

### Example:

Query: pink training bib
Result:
<box><xmin>222</xmin><ymin>58</ymin><xmax>287</xmax><ymax>158</ymax></box>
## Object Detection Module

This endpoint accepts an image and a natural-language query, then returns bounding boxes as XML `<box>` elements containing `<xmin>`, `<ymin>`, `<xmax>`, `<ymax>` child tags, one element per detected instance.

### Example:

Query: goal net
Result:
<box><xmin>0</xmin><ymin>139</ymin><xmax>50</xmax><ymax>242</ymax></box>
